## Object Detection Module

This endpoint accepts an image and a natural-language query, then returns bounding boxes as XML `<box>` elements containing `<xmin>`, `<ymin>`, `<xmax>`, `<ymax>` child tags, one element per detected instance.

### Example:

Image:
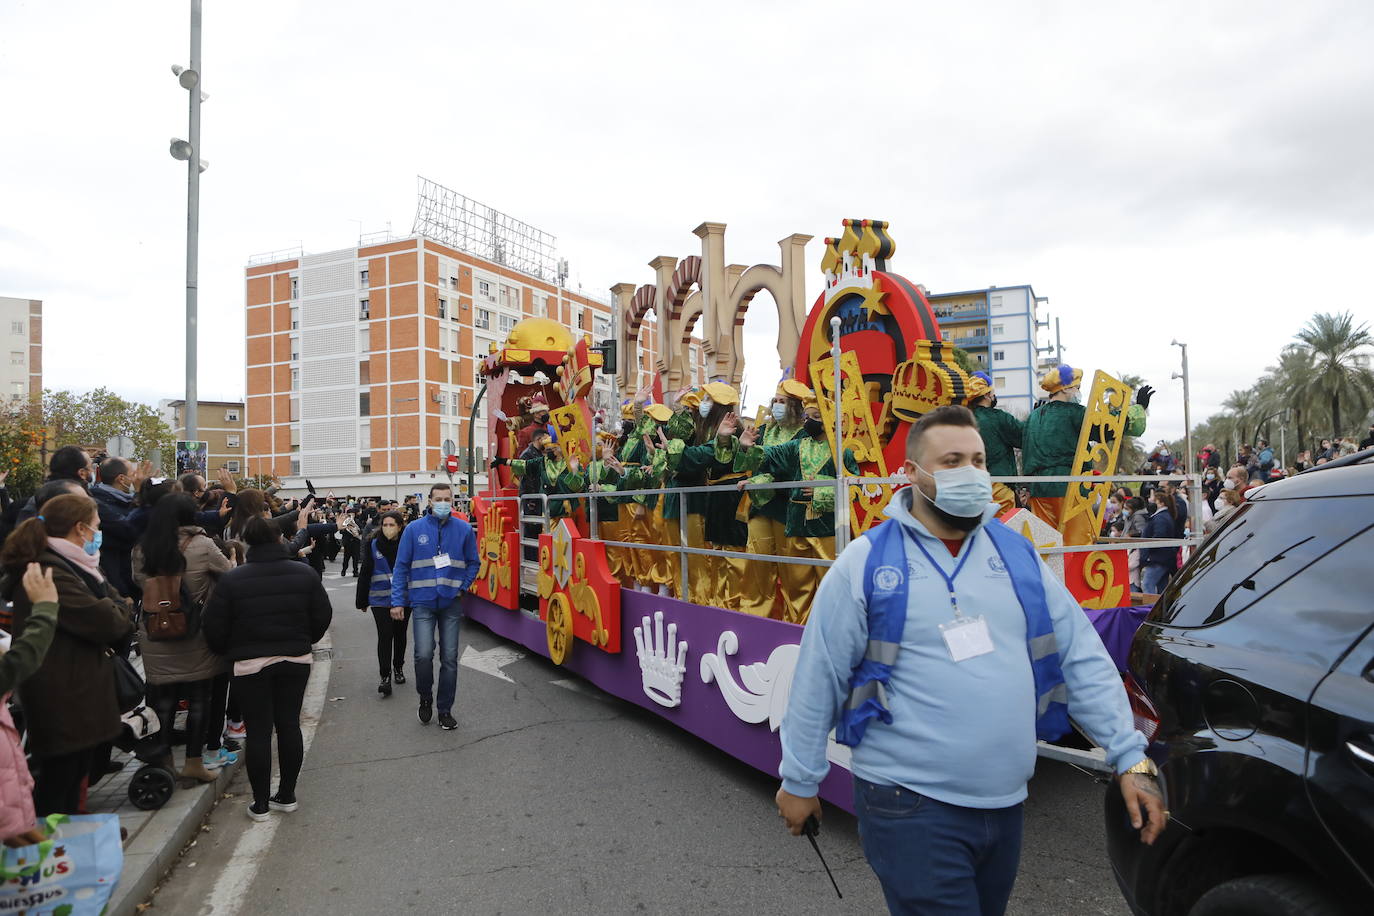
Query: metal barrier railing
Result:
<box><xmin>479</xmin><ymin>471</ymin><xmax>1202</xmax><ymax>594</ymax></box>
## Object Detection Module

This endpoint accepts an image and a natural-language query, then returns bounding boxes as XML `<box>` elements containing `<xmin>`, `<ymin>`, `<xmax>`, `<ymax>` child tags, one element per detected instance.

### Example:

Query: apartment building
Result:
<box><xmin>924</xmin><ymin>285</ymin><xmax>1045</xmax><ymax>416</ymax></box>
<box><xmin>160</xmin><ymin>399</ymin><xmax>247</xmax><ymax>475</ymax></box>
<box><xmin>0</xmin><ymin>297</ymin><xmax>42</xmax><ymax>404</ymax></box>
<box><xmin>244</xmin><ymin>234</ymin><xmax>677</xmax><ymax>498</ymax></box>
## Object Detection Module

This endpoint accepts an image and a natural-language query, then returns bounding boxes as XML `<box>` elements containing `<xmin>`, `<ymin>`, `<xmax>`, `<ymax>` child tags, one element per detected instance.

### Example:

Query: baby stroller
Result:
<box><xmin>113</xmin><ymin>703</ymin><xmax>177</xmax><ymax>811</ymax></box>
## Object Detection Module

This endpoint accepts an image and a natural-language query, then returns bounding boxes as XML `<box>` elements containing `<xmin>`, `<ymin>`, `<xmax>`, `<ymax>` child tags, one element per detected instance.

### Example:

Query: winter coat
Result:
<box><xmin>201</xmin><ymin>542</ymin><xmax>332</xmax><ymax>661</ymax></box>
<box><xmin>131</xmin><ymin>526</ymin><xmax>233</xmax><ymax>685</ymax></box>
<box><xmin>0</xmin><ymin>598</ymin><xmax>57</xmax><ymax>839</ymax></box>
<box><xmin>4</xmin><ymin>550</ymin><xmax>135</xmax><ymax>757</ymax></box>
<box><xmin>1140</xmin><ymin>508</ymin><xmax>1179</xmax><ymax>568</ymax></box>
<box><xmin>1126</xmin><ymin>508</ymin><xmax>1150</xmax><ymax>538</ymax></box>
<box><xmin>356</xmin><ymin>533</ymin><xmax>401</xmax><ymax>610</ymax></box>
<box><xmin>91</xmin><ymin>482</ymin><xmax>142</xmax><ymax>598</ymax></box>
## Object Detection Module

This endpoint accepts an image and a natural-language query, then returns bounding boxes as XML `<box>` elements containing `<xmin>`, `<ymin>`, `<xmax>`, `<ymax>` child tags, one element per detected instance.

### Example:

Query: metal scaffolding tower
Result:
<box><xmin>412</xmin><ymin>176</ymin><xmax>558</xmax><ymax>282</ymax></box>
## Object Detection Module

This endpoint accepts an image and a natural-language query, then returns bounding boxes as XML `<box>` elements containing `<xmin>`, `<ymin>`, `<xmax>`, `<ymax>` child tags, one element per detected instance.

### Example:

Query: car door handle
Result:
<box><xmin>1348</xmin><ymin>740</ymin><xmax>1374</xmax><ymax>767</ymax></box>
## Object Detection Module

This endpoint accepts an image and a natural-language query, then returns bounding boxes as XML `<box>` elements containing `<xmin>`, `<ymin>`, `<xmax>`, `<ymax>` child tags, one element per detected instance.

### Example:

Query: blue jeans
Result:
<box><xmin>854</xmin><ymin>778</ymin><xmax>1023</xmax><ymax>915</ymax></box>
<box><xmin>1142</xmin><ymin>563</ymin><xmax>1171</xmax><ymax>595</ymax></box>
<box><xmin>411</xmin><ymin>600</ymin><xmax>463</xmax><ymax>714</ymax></box>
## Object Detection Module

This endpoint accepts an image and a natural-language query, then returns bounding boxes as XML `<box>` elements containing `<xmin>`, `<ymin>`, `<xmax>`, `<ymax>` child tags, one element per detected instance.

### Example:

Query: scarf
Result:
<box><xmin>48</xmin><ymin>536</ymin><xmax>105</xmax><ymax>581</ymax></box>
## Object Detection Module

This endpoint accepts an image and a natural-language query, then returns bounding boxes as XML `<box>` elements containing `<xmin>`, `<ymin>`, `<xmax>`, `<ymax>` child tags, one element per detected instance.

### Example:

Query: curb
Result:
<box><xmin>106</xmin><ymin>757</ymin><xmax>242</xmax><ymax>916</ymax></box>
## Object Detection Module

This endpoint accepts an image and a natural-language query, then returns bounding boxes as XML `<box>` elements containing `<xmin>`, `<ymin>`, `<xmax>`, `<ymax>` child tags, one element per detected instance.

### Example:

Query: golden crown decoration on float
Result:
<box><xmin>887</xmin><ymin>341</ymin><xmax>972</xmax><ymax>421</ymax></box>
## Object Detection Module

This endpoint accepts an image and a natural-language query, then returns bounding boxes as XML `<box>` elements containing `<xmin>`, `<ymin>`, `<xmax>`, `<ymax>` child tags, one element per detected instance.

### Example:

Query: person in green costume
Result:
<box><xmin>1022</xmin><ymin>364</ymin><xmax>1153</xmax><ymax>545</ymax></box>
<box><xmin>965</xmin><ymin>371</ymin><xmax>1025</xmax><ymax>514</ymax></box>
<box><xmin>735</xmin><ymin>402</ymin><xmax>860</xmax><ymax>624</ymax></box>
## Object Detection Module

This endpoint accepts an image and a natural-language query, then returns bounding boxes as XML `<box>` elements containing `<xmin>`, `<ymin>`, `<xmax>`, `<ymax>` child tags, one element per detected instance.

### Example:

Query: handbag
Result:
<box><xmin>0</xmin><ymin>813</ymin><xmax>123</xmax><ymax>915</ymax></box>
<box><xmin>108</xmin><ymin>649</ymin><xmax>144</xmax><ymax>713</ymax></box>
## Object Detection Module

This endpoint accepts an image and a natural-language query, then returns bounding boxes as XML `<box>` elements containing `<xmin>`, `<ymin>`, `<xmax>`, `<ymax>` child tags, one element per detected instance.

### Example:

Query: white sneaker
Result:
<box><xmin>268</xmin><ymin>795</ymin><xmax>298</xmax><ymax>813</ymax></box>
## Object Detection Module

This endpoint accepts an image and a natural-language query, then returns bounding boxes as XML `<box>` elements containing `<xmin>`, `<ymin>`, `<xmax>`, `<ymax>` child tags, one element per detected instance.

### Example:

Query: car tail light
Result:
<box><xmin>1125</xmin><ymin>673</ymin><xmax>1161</xmax><ymax>743</ymax></box>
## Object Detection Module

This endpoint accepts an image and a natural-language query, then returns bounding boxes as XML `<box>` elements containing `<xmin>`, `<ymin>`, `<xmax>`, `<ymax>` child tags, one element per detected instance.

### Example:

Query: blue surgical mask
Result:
<box><xmin>698</xmin><ymin>397</ymin><xmax>713</xmax><ymax>418</ymax></box>
<box><xmin>84</xmin><ymin>528</ymin><xmax>103</xmax><ymax>556</ymax></box>
<box><xmin>431</xmin><ymin>501</ymin><xmax>452</xmax><ymax>518</ymax></box>
<box><xmin>915</xmin><ymin>462</ymin><xmax>993</xmax><ymax>519</ymax></box>
<box><xmin>771</xmin><ymin>403</ymin><xmax>787</xmax><ymax>422</ymax></box>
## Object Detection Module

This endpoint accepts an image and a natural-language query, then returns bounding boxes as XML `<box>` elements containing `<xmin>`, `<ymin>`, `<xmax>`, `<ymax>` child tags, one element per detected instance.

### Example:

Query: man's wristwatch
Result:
<box><xmin>1121</xmin><ymin>758</ymin><xmax>1159</xmax><ymax>778</ymax></box>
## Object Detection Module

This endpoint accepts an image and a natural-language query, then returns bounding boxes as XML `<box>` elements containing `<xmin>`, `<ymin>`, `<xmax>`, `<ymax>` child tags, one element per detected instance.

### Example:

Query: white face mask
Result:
<box><xmin>771</xmin><ymin>403</ymin><xmax>787</xmax><ymax>422</ymax></box>
<box><xmin>911</xmin><ymin>462</ymin><xmax>994</xmax><ymax>520</ymax></box>
<box><xmin>698</xmin><ymin>397</ymin><xmax>714</xmax><ymax>418</ymax></box>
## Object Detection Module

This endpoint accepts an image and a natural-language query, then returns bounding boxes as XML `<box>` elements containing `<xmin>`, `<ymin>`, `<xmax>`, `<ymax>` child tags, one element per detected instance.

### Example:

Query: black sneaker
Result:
<box><xmin>247</xmin><ymin>801</ymin><xmax>271</xmax><ymax>822</ymax></box>
<box><xmin>378</xmin><ymin>675</ymin><xmax>392</xmax><ymax>697</ymax></box>
<box><xmin>438</xmin><ymin>712</ymin><xmax>457</xmax><ymax>731</ymax></box>
<box><xmin>417</xmin><ymin>699</ymin><xmax>433</xmax><ymax>725</ymax></box>
<box><xmin>268</xmin><ymin>794</ymin><xmax>298</xmax><ymax>813</ymax></box>
<box><xmin>221</xmin><ymin>737</ymin><xmax>242</xmax><ymax>753</ymax></box>
<box><xmin>393</xmin><ymin>665</ymin><xmax>406</xmax><ymax>685</ymax></box>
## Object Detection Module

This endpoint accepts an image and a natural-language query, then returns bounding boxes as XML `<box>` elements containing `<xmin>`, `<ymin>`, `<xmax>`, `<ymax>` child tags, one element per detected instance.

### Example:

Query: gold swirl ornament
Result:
<box><xmin>546</xmin><ymin>592</ymin><xmax>573</xmax><ymax>665</ymax></box>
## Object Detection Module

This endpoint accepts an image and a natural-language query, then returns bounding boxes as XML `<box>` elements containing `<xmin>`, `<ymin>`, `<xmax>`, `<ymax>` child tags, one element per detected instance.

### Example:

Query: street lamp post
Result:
<box><xmin>1170</xmin><ymin>339</ymin><xmax>1198</xmax><ymax>536</ymax></box>
<box><xmin>169</xmin><ymin>1</ymin><xmax>206</xmax><ymax>441</ymax></box>
<box><xmin>392</xmin><ymin>396</ymin><xmax>419</xmax><ymax>503</ymax></box>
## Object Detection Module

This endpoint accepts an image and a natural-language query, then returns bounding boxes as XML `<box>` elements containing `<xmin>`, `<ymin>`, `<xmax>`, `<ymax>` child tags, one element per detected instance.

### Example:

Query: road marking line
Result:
<box><xmin>199</xmin><ymin>631</ymin><xmax>333</xmax><ymax>916</ymax></box>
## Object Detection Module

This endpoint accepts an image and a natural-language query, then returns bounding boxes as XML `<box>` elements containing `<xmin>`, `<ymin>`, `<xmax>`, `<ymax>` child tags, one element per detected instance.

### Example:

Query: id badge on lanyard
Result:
<box><xmin>434</xmin><ymin>552</ymin><xmax>451</xmax><ymax>570</ymax></box>
<box><xmin>906</xmin><ymin>530</ymin><xmax>996</xmax><ymax>663</ymax></box>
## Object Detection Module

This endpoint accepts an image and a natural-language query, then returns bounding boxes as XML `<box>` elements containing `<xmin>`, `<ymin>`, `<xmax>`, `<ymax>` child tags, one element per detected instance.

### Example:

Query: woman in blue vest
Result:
<box><xmin>355</xmin><ymin>511</ymin><xmax>409</xmax><ymax>697</ymax></box>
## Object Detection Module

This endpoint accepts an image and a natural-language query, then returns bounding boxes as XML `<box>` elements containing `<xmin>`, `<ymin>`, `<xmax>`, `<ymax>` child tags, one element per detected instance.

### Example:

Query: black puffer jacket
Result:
<box><xmin>201</xmin><ymin>543</ymin><xmax>332</xmax><ymax>660</ymax></box>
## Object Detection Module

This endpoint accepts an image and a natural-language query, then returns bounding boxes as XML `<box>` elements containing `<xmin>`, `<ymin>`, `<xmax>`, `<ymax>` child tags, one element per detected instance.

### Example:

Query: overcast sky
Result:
<box><xmin>4</xmin><ymin>1</ymin><xmax>1372</xmax><ymax>444</ymax></box>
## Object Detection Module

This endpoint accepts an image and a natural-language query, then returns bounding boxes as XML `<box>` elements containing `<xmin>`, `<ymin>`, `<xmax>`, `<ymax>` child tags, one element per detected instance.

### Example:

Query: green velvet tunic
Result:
<box><xmin>1022</xmin><ymin>400</ymin><xmax>1147</xmax><ymax>499</ymax></box>
<box><xmin>973</xmin><ymin>405</ymin><xmax>1025</xmax><ymax>478</ymax></box>
<box><xmin>739</xmin><ymin>435</ymin><xmax>860</xmax><ymax>538</ymax></box>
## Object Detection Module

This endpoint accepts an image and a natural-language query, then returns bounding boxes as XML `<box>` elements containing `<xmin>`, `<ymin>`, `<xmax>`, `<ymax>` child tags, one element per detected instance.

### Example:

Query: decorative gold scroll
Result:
<box><xmin>809</xmin><ymin>350</ymin><xmax>893</xmax><ymax>536</ymax></box>
<box><xmin>1058</xmin><ymin>370</ymin><xmax>1135</xmax><ymax>544</ymax></box>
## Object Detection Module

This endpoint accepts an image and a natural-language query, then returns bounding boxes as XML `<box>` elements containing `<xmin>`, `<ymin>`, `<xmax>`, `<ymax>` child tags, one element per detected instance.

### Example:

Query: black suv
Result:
<box><xmin>1106</xmin><ymin>450</ymin><xmax>1374</xmax><ymax>916</ymax></box>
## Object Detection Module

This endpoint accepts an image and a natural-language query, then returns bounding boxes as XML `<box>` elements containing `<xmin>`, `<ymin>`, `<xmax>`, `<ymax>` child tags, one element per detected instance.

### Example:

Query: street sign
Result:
<box><xmin>444</xmin><ymin>455</ymin><xmax>460</xmax><ymax>474</ymax></box>
<box><xmin>106</xmin><ymin>435</ymin><xmax>135</xmax><ymax>459</ymax></box>
<box><xmin>442</xmin><ymin>438</ymin><xmax>456</xmax><ymax>456</ymax></box>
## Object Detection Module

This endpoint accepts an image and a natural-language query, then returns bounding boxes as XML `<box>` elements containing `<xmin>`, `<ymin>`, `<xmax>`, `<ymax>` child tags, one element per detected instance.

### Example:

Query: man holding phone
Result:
<box><xmin>390</xmin><ymin>484</ymin><xmax>478</xmax><ymax>730</ymax></box>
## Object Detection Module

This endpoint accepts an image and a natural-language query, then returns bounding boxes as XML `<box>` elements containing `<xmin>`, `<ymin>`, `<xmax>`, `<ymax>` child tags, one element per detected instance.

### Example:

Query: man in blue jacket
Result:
<box><xmin>391</xmin><ymin>483</ymin><xmax>479</xmax><ymax>730</ymax></box>
<box><xmin>775</xmin><ymin>406</ymin><xmax>1165</xmax><ymax>914</ymax></box>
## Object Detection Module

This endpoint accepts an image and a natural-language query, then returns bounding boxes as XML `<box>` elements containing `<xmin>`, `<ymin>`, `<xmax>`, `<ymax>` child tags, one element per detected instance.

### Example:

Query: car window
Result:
<box><xmin>1154</xmin><ymin>496</ymin><xmax>1374</xmax><ymax>629</ymax></box>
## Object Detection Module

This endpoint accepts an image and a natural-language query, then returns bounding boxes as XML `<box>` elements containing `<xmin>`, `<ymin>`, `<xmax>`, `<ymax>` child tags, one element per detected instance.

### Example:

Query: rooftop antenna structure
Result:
<box><xmin>412</xmin><ymin>176</ymin><xmax>558</xmax><ymax>282</ymax></box>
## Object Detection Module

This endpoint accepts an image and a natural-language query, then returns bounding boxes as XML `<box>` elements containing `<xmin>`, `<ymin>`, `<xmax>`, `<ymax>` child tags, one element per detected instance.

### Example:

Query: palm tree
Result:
<box><xmin>1294</xmin><ymin>312</ymin><xmax>1374</xmax><ymax>438</ymax></box>
<box><xmin>1262</xmin><ymin>346</ymin><xmax>1320</xmax><ymax>452</ymax></box>
<box><xmin>1221</xmin><ymin>387</ymin><xmax>1260</xmax><ymax>452</ymax></box>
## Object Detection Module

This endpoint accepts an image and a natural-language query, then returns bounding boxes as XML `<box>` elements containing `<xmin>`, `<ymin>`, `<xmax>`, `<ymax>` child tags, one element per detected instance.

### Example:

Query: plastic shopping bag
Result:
<box><xmin>0</xmin><ymin>813</ymin><xmax>123</xmax><ymax>915</ymax></box>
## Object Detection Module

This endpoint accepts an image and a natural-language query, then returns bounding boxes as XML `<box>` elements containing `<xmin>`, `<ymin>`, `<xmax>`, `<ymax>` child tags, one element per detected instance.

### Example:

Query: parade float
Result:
<box><xmin>463</xmin><ymin>220</ymin><xmax>1146</xmax><ymax>810</ymax></box>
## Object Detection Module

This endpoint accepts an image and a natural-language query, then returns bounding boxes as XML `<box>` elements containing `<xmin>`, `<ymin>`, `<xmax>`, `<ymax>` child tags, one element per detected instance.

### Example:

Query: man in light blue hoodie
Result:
<box><xmin>776</xmin><ymin>405</ymin><xmax>1165</xmax><ymax>915</ymax></box>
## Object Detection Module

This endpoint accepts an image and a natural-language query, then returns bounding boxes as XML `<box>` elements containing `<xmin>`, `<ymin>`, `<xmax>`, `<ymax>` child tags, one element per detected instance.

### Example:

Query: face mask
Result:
<box><xmin>84</xmin><ymin>528</ymin><xmax>103</xmax><ymax>556</ymax></box>
<box><xmin>988</xmin><ymin>396</ymin><xmax>998</xmax><ymax>409</ymax></box>
<box><xmin>804</xmin><ymin>417</ymin><xmax>826</xmax><ymax>438</ymax></box>
<box><xmin>912</xmin><ymin>462</ymin><xmax>993</xmax><ymax>529</ymax></box>
<box><xmin>382</xmin><ymin>526</ymin><xmax>399</xmax><ymax>540</ymax></box>
<box><xmin>771</xmin><ymin>403</ymin><xmax>787</xmax><ymax>422</ymax></box>
<box><xmin>698</xmin><ymin>397</ymin><xmax>713</xmax><ymax>418</ymax></box>
<box><xmin>622</xmin><ymin>420</ymin><xmax>635</xmax><ymax>435</ymax></box>
<box><xmin>431</xmin><ymin>501</ymin><xmax>451</xmax><ymax>518</ymax></box>
<box><xmin>1223</xmin><ymin>479</ymin><xmax>1236</xmax><ymax>491</ymax></box>
<box><xmin>1065</xmin><ymin>389</ymin><xmax>1081</xmax><ymax>404</ymax></box>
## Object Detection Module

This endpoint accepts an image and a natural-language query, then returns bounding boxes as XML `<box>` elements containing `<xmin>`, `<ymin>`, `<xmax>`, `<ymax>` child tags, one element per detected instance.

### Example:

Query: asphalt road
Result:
<box><xmin>149</xmin><ymin>573</ymin><xmax>1130</xmax><ymax>915</ymax></box>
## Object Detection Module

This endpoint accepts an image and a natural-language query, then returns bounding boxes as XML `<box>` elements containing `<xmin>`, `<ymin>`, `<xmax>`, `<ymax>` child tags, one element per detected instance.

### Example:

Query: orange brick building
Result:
<box><xmin>245</xmin><ymin>234</ymin><xmax>685</xmax><ymax>498</ymax></box>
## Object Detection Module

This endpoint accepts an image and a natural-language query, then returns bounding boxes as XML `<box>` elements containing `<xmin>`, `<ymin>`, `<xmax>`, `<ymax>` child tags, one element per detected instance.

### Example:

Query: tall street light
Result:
<box><xmin>1170</xmin><ymin>339</ymin><xmax>1199</xmax><ymax>536</ymax></box>
<box><xmin>170</xmin><ymin>0</ymin><xmax>207</xmax><ymax>440</ymax></box>
<box><xmin>393</xmin><ymin>396</ymin><xmax>419</xmax><ymax>502</ymax></box>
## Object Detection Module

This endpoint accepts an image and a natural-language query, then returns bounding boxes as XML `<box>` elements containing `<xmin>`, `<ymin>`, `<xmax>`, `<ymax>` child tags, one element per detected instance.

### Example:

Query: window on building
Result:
<box><xmin>10</xmin><ymin>352</ymin><xmax>22</xmax><ymax>366</ymax></box>
<box><xmin>498</xmin><ymin>313</ymin><xmax>516</xmax><ymax>334</ymax></box>
<box><xmin>577</xmin><ymin>309</ymin><xmax>586</xmax><ymax>330</ymax></box>
<box><xmin>359</xmin><ymin>269</ymin><xmax>369</xmax><ymax>288</ymax></box>
<box><xmin>477</xmin><ymin>279</ymin><xmax>495</xmax><ymax>302</ymax></box>
<box><xmin>289</xmin><ymin>398</ymin><xmax>300</xmax><ymax>422</ymax></box>
<box><xmin>990</xmin><ymin>295</ymin><xmax>1003</xmax><ymax>310</ymax></box>
<box><xmin>11</xmin><ymin>383</ymin><xmax>23</xmax><ymax>399</ymax></box>
<box><xmin>992</xmin><ymin>324</ymin><xmax>1004</xmax><ymax>336</ymax></box>
<box><xmin>290</xmin><ymin>335</ymin><xmax>300</xmax><ymax>361</ymax></box>
<box><xmin>438</xmin><ymin>276</ymin><xmax>448</xmax><ymax>290</ymax></box>
<box><xmin>290</xmin><ymin>277</ymin><xmax>298</xmax><ymax>300</ymax></box>
<box><xmin>226</xmin><ymin>460</ymin><xmax>240</xmax><ymax>473</ymax></box>
<box><xmin>994</xmin><ymin>376</ymin><xmax>1006</xmax><ymax>389</ymax></box>
<box><xmin>290</xmin><ymin>307</ymin><xmax>300</xmax><ymax>330</ymax></box>
<box><xmin>975</xmin><ymin>353</ymin><xmax>986</xmax><ymax>364</ymax></box>
<box><xmin>359</xmin><ymin>392</ymin><xmax>370</xmax><ymax>416</ymax></box>
<box><xmin>533</xmin><ymin>294</ymin><xmax>547</xmax><ymax>317</ymax></box>
<box><xmin>290</xmin><ymin>368</ymin><xmax>300</xmax><ymax>389</ymax></box>
<box><xmin>360</xmin><ymin>457</ymin><xmax>371</xmax><ymax>473</ymax></box>
<box><xmin>439</xmin><ymin>297</ymin><xmax>448</xmax><ymax>319</ymax></box>
<box><xmin>451</xmin><ymin>392</ymin><xmax>460</xmax><ymax>417</ymax></box>
<box><xmin>499</xmin><ymin>284</ymin><xmax>520</xmax><ymax>310</ymax></box>
<box><xmin>359</xmin><ymin>328</ymin><xmax>370</xmax><ymax>352</ymax></box>
<box><xmin>290</xmin><ymin>457</ymin><xmax>300</xmax><ymax>476</ymax></box>
<box><xmin>359</xmin><ymin>360</ymin><xmax>370</xmax><ymax>385</ymax></box>
<box><xmin>476</xmin><ymin>308</ymin><xmax>491</xmax><ymax>330</ymax></box>
<box><xmin>227</xmin><ymin>434</ymin><xmax>241</xmax><ymax>447</ymax></box>
<box><xmin>225</xmin><ymin>409</ymin><xmax>239</xmax><ymax>421</ymax></box>
<box><xmin>450</xmin><ymin>274</ymin><xmax>458</xmax><ymax>290</ymax></box>
<box><xmin>594</xmin><ymin>316</ymin><xmax>611</xmax><ymax>339</ymax></box>
<box><xmin>290</xmin><ymin>425</ymin><xmax>301</xmax><ymax>448</ymax></box>
<box><xmin>360</xmin><ymin>298</ymin><xmax>370</xmax><ymax>320</ymax></box>
<box><xmin>993</xmin><ymin>350</ymin><xmax>1005</xmax><ymax>362</ymax></box>
<box><xmin>359</xmin><ymin>423</ymin><xmax>371</xmax><ymax>452</ymax></box>
<box><xmin>10</xmin><ymin>321</ymin><xmax>22</xmax><ymax>335</ymax></box>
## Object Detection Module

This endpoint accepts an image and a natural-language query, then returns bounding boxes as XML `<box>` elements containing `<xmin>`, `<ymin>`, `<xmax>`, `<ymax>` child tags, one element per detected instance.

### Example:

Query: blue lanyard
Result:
<box><xmin>904</xmin><ymin>527</ymin><xmax>978</xmax><ymax>618</ymax></box>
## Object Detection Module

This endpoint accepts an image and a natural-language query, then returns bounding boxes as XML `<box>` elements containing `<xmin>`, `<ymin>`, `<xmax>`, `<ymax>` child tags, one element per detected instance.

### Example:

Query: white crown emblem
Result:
<box><xmin>634</xmin><ymin>612</ymin><xmax>687</xmax><ymax>708</ymax></box>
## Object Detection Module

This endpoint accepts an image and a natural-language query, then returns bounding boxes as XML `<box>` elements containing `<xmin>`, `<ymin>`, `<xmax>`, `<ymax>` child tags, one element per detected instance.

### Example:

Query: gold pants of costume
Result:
<box><xmin>597</xmin><ymin>515</ymin><xmax>632</xmax><ymax>584</ymax></box>
<box><xmin>737</xmin><ymin>515</ymin><xmax>784</xmax><ymax>618</ymax></box>
<box><xmin>1029</xmin><ymin>496</ymin><xmax>1095</xmax><ymax>547</ymax></box>
<box><xmin>664</xmin><ymin>512</ymin><xmax>711</xmax><ymax>604</ymax></box>
<box><xmin>632</xmin><ymin>502</ymin><xmax>675</xmax><ymax>588</ymax></box>
<box><xmin>993</xmin><ymin>482</ymin><xmax>1016</xmax><ymax>515</ymax></box>
<box><xmin>782</xmin><ymin>535</ymin><xmax>835</xmax><ymax>625</ymax></box>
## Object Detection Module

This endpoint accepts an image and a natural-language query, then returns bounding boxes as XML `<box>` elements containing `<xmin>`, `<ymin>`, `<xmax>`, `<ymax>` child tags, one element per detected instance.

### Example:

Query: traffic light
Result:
<box><xmin>598</xmin><ymin>339</ymin><xmax>617</xmax><ymax>375</ymax></box>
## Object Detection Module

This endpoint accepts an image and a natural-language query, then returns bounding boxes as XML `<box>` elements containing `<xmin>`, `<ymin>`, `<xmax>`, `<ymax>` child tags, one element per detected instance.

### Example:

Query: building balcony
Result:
<box><xmin>932</xmin><ymin>305</ymin><xmax>988</xmax><ymax>320</ymax></box>
<box><xmin>948</xmin><ymin>333</ymin><xmax>989</xmax><ymax>349</ymax></box>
